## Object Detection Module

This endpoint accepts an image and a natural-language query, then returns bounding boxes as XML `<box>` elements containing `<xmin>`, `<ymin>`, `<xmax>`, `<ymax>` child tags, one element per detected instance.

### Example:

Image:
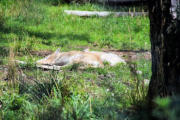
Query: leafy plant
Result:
<box><xmin>0</xmin><ymin>93</ymin><xmax>37</xmax><ymax>120</ymax></box>
<box><xmin>62</xmin><ymin>94</ymin><xmax>94</xmax><ymax>120</ymax></box>
<box><xmin>154</xmin><ymin>97</ymin><xmax>180</xmax><ymax>120</ymax></box>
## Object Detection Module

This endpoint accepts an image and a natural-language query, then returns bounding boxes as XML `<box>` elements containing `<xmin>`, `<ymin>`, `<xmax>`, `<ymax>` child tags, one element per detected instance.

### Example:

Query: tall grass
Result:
<box><xmin>128</xmin><ymin>62</ymin><xmax>148</xmax><ymax>106</ymax></box>
<box><xmin>7</xmin><ymin>42</ymin><xmax>17</xmax><ymax>88</ymax></box>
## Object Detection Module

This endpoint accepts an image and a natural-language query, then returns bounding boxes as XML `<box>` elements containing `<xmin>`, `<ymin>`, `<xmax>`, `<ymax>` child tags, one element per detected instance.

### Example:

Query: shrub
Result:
<box><xmin>154</xmin><ymin>96</ymin><xmax>180</xmax><ymax>120</ymax></box>
<box><xmin>0</xmin><ymin>93</ymin><xmax>37</xmax><ymax>120</ymax></box>
<box><xmin>62</xmin><ymin>94</ymin><xmax>94</xmax><ymax>120</ymax></box>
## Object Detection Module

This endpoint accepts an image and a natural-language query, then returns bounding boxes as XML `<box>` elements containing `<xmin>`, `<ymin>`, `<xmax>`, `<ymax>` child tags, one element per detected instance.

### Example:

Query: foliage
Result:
<box><xmin>0</xmin><ymin>92</ymin><xmax>37</xmax><ymax>120</ymax></box>
<box><xmin>154</xmin><ymin>96</ymin><xmax>180</xmax><ymax>120</ymax></box>
<box><xmin>0</xmin><ymin>0</ymin><xmax>151</xmax><ymax>119</ymax></box>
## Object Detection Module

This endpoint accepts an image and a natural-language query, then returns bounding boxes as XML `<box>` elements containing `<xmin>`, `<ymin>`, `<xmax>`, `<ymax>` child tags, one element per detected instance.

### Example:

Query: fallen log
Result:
<box><xmin>36</xmin><ymin>64</ymin><xmax>62</xmax><ymax>71</ymax></box>
<box><xmin>64</xmin><ymin>10</ymin><xmax>148</xmax><ymax>17</ymax></box>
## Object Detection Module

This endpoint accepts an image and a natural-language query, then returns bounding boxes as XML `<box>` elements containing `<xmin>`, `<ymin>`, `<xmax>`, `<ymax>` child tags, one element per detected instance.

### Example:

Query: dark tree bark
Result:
<box><xmin>148</xmin><ymin>0</ymin><xmax>180</xmax><ymax>105</ymax></box>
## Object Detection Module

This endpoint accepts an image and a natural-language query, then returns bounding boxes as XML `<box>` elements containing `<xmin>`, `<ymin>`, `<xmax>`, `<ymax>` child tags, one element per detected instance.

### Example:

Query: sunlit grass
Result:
<box><xmin>0</xmin><ymin>1</ymin><xmax>150</xmax><ymax>51</ymax></box>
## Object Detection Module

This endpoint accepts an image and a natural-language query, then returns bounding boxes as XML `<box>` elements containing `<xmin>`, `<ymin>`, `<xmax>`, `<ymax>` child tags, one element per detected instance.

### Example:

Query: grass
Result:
<box><xmin>0</xmin><ymin>0</ymin><xmax>151</xmax><ymax>119</ymax></box>
<box><xmin>0</xmin><ymin>1</ymin><xmax>149</xmax><ymax>52</ymax></box>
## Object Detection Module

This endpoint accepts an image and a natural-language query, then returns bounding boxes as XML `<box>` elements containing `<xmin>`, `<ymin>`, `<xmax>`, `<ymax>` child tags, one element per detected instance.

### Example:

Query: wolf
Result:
<box><xmin>83</xmin><ymin>48</ymin><xmax>126</xmax><ymax>66</ymax></box>
<box><xmin>36</xmin><ymin>48</ymin><xmax>126</xmax><ymax>69</ymax></box>
<box><xmin>36</xmin><ymin>48</ymin><xmax>104</xmax><ymax>68</ymax></box>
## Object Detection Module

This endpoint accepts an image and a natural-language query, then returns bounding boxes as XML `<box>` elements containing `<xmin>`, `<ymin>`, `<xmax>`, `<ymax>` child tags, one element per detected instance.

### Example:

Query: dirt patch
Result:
<box><xmin>30</xmin><ymin>50</ymin><xmax>53</xmax><ymax>57</ymax></box>
<box><xmin>103</xmin><ymin>49</ymin><xmax>151</xmax><ymax>61</ymax></box>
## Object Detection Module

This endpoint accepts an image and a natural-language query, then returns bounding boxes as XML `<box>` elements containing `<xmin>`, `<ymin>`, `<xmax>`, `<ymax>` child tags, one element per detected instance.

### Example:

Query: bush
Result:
<box><xmin>0</xmin><ymin>93</ymin><xmax>37</xmax><ymax>120</ymax></box>
<box><xmin>154</xmin><ymin>96</ymin><xmax>180</xmax><ymax>120</ymax></box>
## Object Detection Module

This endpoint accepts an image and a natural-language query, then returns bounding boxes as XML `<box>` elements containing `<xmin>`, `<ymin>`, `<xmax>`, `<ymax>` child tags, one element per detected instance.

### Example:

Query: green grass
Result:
<box><xmin>0</xmin><ymin>1</ymin><xmax>150</xmax><ymax>51</ymax></box>
<box><xmin>0</xmin><ymin>0</ymin><xmax>151</xmax><ymax>119</ymax></box>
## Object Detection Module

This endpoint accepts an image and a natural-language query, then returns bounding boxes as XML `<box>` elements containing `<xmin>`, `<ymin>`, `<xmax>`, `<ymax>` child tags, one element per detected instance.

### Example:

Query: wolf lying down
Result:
<box><xmin>36</xmin><ymin>48</ymin><xmax>126</xmax><ymax>70</ymax></box>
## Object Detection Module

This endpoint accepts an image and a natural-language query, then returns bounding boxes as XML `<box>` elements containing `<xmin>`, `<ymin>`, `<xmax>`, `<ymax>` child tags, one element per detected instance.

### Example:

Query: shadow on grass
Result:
<box><xmin>0</xmin><ymin>25</ymin><xmax>91</xmax><ymax>44</ymax></box>
<box><xmin>27</xmin><ymin>30</ymin><xmax>90</xmax><ymax>42</ymax></box>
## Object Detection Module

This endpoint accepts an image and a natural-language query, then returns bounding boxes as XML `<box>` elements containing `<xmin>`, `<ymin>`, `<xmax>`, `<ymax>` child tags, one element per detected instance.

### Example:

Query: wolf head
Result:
<box><xmin>36</xmin><ymin>48</ymin><xmax>61</xmax><ymax>65</ymax></box>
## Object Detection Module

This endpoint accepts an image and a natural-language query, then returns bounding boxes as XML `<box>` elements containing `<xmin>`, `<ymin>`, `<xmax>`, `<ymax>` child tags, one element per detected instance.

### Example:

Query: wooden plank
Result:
<box><xmin>64</xmin><ymin>10</ymin><xmax>148</xmax><ymax>17</ymax></box>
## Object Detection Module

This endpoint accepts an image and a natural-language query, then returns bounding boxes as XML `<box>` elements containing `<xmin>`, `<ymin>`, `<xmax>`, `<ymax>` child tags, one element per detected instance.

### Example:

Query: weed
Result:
<box><xmin>7</xmin><ymin>42</ymin><xmax>17</xmax><ymax>88</ymax></box>
<box><xmin>127</xmin><ymin>61</ymin><xmax>149</xmax><ymax>107</ymax></box>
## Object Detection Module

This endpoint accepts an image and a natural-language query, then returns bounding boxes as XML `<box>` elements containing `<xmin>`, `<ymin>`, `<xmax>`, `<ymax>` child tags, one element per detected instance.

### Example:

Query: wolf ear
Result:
<box><xmin>83</xmin><ymin>48</ymin><xmax>89</xmax><ymax>52</ymax></box>
<box><xmin>55</xmin><ymin>48</ymin><xmax>60</xmax><ymax>53</ymax></box>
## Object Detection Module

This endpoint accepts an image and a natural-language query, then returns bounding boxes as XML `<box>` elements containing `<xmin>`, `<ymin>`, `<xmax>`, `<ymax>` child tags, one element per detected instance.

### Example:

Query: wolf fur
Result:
<box><xmin>83</xmin><ymin>48</ymin><xmax>126</xmax><ymax>66</ymax></box>
<box><xmin>36</xmin><ymin>48</ymin><xmax>126</xmax><ymax>68</ymax></box>
<box><xmin>36</xmin><ymin>48</ymin><xmax>104</xmax><ymax>68</ymax></box>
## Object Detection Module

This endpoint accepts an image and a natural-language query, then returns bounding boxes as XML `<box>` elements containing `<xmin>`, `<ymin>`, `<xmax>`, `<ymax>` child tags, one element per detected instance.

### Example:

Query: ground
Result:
<box><xmin>0</xmin><ymin>1</ymin><xmax>151</xmax><ymax>119</ymax></box>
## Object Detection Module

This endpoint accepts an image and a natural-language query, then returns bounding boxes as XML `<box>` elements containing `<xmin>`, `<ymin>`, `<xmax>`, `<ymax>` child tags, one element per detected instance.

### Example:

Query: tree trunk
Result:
<box><xmin>148</xmin><ymin>0</ymin><xmax>180</xmax><ymax>105</ymax></box>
